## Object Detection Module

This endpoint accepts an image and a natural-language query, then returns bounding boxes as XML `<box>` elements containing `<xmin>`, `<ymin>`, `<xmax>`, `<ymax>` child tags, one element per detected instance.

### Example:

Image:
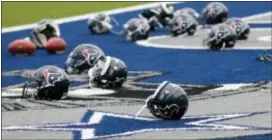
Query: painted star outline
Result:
<box><xmin>2</xmin><ymin>110</ymin><xmax>271</xmax><ymax>140</ymax></box>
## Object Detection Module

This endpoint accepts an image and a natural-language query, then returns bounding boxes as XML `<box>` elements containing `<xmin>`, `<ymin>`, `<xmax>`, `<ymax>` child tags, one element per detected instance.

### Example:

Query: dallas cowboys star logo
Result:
<box><xmin>2</xmin><ymin>110</ymin><xmax>271</xmax><ymax>140</ymax></box>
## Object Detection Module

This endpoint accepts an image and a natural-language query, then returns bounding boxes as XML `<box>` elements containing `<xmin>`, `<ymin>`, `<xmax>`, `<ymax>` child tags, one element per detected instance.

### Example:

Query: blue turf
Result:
<box><xmin>2</xmin><ymin>2</ymin><xmax>272</xmax><ymax>87</ymax></box>
<box><xmin>206</xmin><ymin>133</ymin><xmax>272</xmax><ymax>140</ymax></box>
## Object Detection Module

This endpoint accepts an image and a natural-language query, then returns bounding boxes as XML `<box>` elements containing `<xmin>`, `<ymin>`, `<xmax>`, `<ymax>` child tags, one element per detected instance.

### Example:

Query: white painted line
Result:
<box><xmin>241</xmin><ymin>11</ymin><xmax>272</xmax><ymax>23</ymax></box>
<box><xmin>257</xmin><ymin>36</ymin><xmax>272</xmax><ymax>42</ymax></box>
<box><xmin>246</xmin><ymin>21</ymin><xmax>271</xmax><ymax>24</ymax></box>
<box><xmin>136</xmin><ymin>27</ymin><xmax>271</xmax><ymax>50</ymax></box>
<box><xmin>1</xmin><ymin>92</ymin><xmax>22</xmax><ymax>97</ymax></box>
<box><xmin>242</xmin><ymin>11</ymin><xmax>272</xmax><ymax>21</ymax></box>
<box><xmin>1</xmin><ymin>88</ymin><xmax>116</xmax><ymax>97</ymax></box>
<box><xmin>81</xmin><ymin>112</ymin><xmax>104</xmax><ymax>139</ymax></box>
<box><xmin>212</xmin><ymin>84</ymin><xmax>252</xmax><ymax>91</ymax></box>
<box><xmin>91</xmin><ymin>113</ymin><xmax>254</xmax><ymax>139</ymax></box>
<box><xmin>67</xmin><ymin>88</ymin><xmax>116</xmax><ymax>96</ymax></box>
<box><xmin>250</xmin><ymin>28</ymin><xmax>272</xmax><ymax>31</ymax></box>
<box><xmin>88</xmin><ymin>112</ymin><xmax>104</xmax><ymax>124</ymax></box>
<box><xmin>136</xmin><ymin>36</ymin><xmax>271</xmax><ymax>50</ymax></box>
<box><xmin>2</xmin><ymin>2</ymin><xmax>182</xmax><ymax>33</ymax></box>
<box><xmin>81</xmin><ymin>129</ymin><xmax>95</xmax><ymax>139</ymax></box>
<box><xmin>187</xmin><ymin>114</ymin><xmax>250</xmax><ymax>130</ymax></box>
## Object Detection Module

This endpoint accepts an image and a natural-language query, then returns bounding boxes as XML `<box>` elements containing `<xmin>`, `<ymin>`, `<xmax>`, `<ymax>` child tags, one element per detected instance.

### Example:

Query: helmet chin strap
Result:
<box><xmin>135</xmin><ymin>104</ymin><xmax>147</xmax><ymax>117</ymax></box>
<box><xmin>111</xmin><ymin>16</ymin><xmax>119</xmax><ymax>26</ymax></box>
<box><xmin>22</xmin><ymin>82</ymin><xmax>38</xmax><ymax>99</ymax></box>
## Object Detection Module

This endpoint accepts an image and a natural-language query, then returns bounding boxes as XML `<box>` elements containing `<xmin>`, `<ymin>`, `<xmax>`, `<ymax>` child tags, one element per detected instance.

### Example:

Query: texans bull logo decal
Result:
<box><xmin>42</xmin><ymin>68</ymin><xmax>64</xmax><ymax>85</ymax></box>
<box><xmin>82</xmin><ymin>49</ymin><xmax>91</xmax><ymax>61</ymax></box>
<box><xmin>82</xmin><ymin>48</ymin><xmax>101</xmax><ymax>65</ymax></box>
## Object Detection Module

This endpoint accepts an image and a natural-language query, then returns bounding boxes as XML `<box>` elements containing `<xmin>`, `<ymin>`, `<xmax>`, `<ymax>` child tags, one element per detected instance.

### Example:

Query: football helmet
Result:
<box><xmin>138</xmin><ymin>3</ymin><xmax>174</xmax><ymax>31</ymax></box>
<box><xmin>135</xmin><ymin>81</ymin><xmax>189</xmax><ymax>120</ymax></box>
<box><xmin>226</xmin><ymin>18</ymin><xmax>250</xmax><ymax>40</ymax></box>
<box><xmin>26</xmin><ymin>19</ymin><xmax>60</xmax><ymax>49</ymax></box>
<box><xmin>168</xmin><ymin>14</ymin><xmax>198</xmax><ymax>36</ymax></box>
<box><xmin>22</xmin><ymin>65</ymin><xmax>70</xmax><ymax>100</ymax></box>
<box><xmin>65</xmin><ymin>44</ymin><xmax>105</xmax><ymax>74</ymax></box>
<box><xmin>160</xmin><ymin>3</ymin><xmax>175</xmax><ymax>15</ymax></box>
<box><xmin>88</xmin><ymin>13</ymin><xmax>118</xmax><ymax>34</ymax></box>
<box><xmin>88</xmin><ymin>56</ymin><xmax>127</xmax><ymax>88</ymax></box>
<box><xmin>203</xmin><ymin>24</ymin><xmax>237</xmax><ymax>50</ymax></box>
<box><xmin>123</xmin><ymin>18</ymin><xmax>150</xmax><ymax>41</ymax></box>
<box><xmin>174</xmin><ymin>7</ymin><xmax>200</xmax><ymax>21</ymax></box>
<box><xmin>139</xmin><ymin>9</ymin><xmax>163</xmax><ymax>31</ymax></box>
<box><xmin>158</xmin><ymin>3</ymin><xmax>175</xmax><ymax>26</ymax></box>
<box><xmin>202</xmin><ymin>2</ymin><xmax>228</xmax><ymax>25</ymax></box>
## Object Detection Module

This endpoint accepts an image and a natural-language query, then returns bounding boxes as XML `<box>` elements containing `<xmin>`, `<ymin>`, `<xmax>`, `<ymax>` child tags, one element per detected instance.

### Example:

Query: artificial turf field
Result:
<box><xmin>2</xmin><ymin>2</ymin><xmax>272</xmax><ymax>140</ymax></box>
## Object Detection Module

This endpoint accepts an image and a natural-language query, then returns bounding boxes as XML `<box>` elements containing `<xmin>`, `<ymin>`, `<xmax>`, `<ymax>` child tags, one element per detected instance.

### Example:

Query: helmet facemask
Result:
<box><xmin>229</xmin><ymin>19</ymin><xmax>249</xmax><ymax>38</ymax></box>
<box><xmin>22</xmin><ymin>81</ymin><xmax>40</xmax><ymax>99</ymax></box>
<box><xmin>88</xmin><ymin>57</ymin><xmax>111</xmax><ymax>88</ymax></box>
<box><xmin>203</xmin><ymin>26</ymin><xmax>230</xmax><ymax>50</ymax></box>
<box><xmin>36</xmin><ymin>19</ymin><xmax>59</xmax><ymax>39</ymax></box>
<box><xmin>160</xmin><ymin>3</ymin><xmax>174</xmax><ymax>15</ymax></box>
<box><xmin>203</xmin><ymin>29</ymin><xmax>218</xmax><ymax>48</ymax></box>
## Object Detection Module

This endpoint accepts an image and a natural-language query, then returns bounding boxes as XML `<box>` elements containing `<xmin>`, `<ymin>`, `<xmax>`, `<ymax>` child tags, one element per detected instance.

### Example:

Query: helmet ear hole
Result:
<box><xmin>22</xmin><ymin>82</ymin><xmax>30</xmax><ymax>98</ymax></box>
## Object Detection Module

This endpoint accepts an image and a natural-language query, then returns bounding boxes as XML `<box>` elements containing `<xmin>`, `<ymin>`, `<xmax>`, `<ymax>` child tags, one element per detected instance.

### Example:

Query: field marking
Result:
<box><xmin>137</xmin><ymin>40</ymin><xmax>271</xmax><ymax>50</ymax></box>
<box><xmin>257</xmin><ymin>36</ymin><xmax>272</xmax><ymax>42</ymax></box>
<box><xmin>242</xmin><ymin>11</ymin><xmax>272</xmax><ymax>22</ymax></box>
<box><xmin>211</xmin><ymin>84</ymin><xmax>252</xmax><ymax>91</ymax></box>
<box><xmin>243</xmin><ymin>11</ymin><xmax>272</xmax><ymax>24</ymax></box>
<box><xmin>136</xmin><ymin>28</ymin><xmax>271</xmax><ymax>50</ymax></box>
<box><xmin>137</xmin><ymin>10</ymin><xmax>272</xmax><ymax>50</ymax></box>
<box><xmin>1</xmin><ymin>88</ymin><xmax>116</xmax><ymax>98</ymax></box>
<box><xmin>2</xmin><ymin>2</ymin><xmax>181</xmax><ymax>33</ymax></box>
<box><xmin>82</xmin><ymin>112</ymin><xmax>104</xmax><ymax>139</ymax></box>
<box><xmin>247</xmin><ymin>21</ymin><xmax>271</xmax><ymax>24</ymax></box>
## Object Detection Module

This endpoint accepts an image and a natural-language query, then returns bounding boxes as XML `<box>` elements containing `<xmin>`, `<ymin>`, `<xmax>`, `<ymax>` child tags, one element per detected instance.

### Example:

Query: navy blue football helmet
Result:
<box><xmin>174</xmin><ymin>7</ymin><xmax>200</xmax><ymax>21</ymax></box>
<box><xmin>65</xmin><ymin>44</ymin><xmax>105</xmax><ymax>74</ymax></box>
<box><xmin>136</xmin><ymin>81</ymin><xmax>189</xmax><ymax>120</ymax></box>
<box><xmin>202</xmin><ymin>2</ymin><xmax>228</xmax><ymax>25</ymax></box>
<box><xmin>26</xmin><ymin>19</ymin><xmax>60</xmax><ymax>49</ymax></box>
<box><xmin>22</xmin><ymin>65</ymin><xmax>70</xmax><ymax>100</ymax></box>
<box><xmin>88</xmin><ymin>56</ymin><xmax>127</xmax><ymax>88</ymax></box>
<box><xmin>226</xmin><ymin>18</ymin><xmax>250</xmax><ymax>40</ymax></box>
<box><xmin>88</xmin><ymin>13</ymin><xmax>118</xmax><ymax>34</ymax></box>
<box><xmin>203</xmin><ymin>24</ymin><xmax>237</xmax><ymax>50</ymax></box>
<box><xmin>123</xmin><ymin>18</ymin><xmax>150</xmax><ymax>41</ymax></box>
<box><xmin>168</xmin><ymin>13</ymin><xmax>198</xmax><ymax>36</ymax></box>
